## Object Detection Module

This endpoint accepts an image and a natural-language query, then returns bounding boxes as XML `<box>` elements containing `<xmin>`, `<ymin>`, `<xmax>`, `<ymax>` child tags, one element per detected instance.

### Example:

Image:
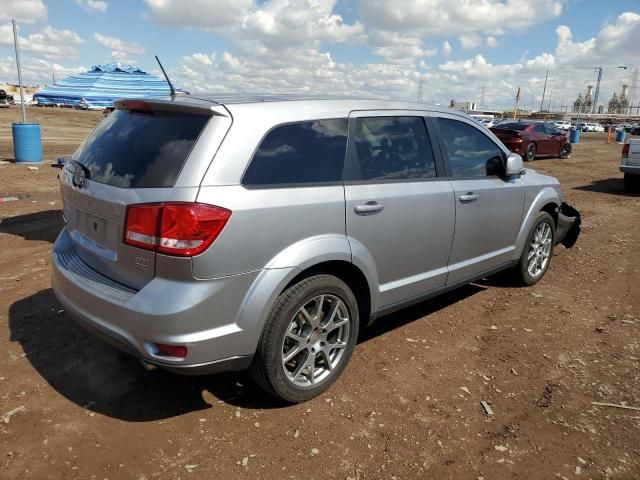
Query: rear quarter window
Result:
<box><xmin>72</xmin><ymin>109</ymin><xmax>209</xmax><ymax>188</ymax></box>
<box><xmin>242</xmin><ymin>119</ymin><xmax>348</xmax><ymax>186</ymax></box>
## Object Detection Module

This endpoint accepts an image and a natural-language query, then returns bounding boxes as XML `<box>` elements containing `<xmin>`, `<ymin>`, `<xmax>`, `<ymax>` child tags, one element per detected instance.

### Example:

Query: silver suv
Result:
<box><xmin>52</xmin><ymin>96</ymin><xmax>580</xmax><ymax>402</ymax></box>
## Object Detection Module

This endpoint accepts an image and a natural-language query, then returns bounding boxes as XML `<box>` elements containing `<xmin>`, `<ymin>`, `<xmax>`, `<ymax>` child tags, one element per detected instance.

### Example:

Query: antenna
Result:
<box><xmin>155</xmin><ymin>55</ymin><xmax>176</xmax><ymax>98</ymax></box>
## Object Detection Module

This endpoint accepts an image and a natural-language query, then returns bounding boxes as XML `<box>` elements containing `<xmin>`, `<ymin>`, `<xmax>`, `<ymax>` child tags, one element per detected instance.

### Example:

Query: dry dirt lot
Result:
<box><xmin>1</xmin><ymin>107</ymin><xmax>639</xmax><ymax>480</ymax></box>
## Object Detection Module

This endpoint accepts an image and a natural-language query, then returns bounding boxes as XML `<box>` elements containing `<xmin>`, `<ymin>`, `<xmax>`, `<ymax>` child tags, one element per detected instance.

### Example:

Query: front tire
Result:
<box><xmin>525</xmin><ymin>143</ymin><xmax>537</xmax><ymax>162</ymax></box>
<box><xmin>511</xmin><ymin>212</ymin><xmax>555</xmax><ymax>286</ymax></box>
<box><xmin>250</xmin><ymin>274</ymin><xmax>359</xmax><ymax>403</ymax></box>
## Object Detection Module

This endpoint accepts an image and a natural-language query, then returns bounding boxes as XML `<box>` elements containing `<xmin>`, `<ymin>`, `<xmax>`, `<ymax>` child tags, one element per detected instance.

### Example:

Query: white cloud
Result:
<box><xmin>597</xmin><ymin>12</ymin><xmax>640</xmax><ymax>54</ymax></box>
<box><xmin>0</xmin><ymin>25</ymin><xmax>84</xmax><ymax>61</ymax></box>
<box><xmin>369</xmin><ymin>30</ymin><xmax>435</xmax><ymax>65</ymax></box>
<box><xmin>459</xmin><ymin>33</ymin><xmax>482</xmax><ymax>50</ymax></box>
<box><xmin>0</xmin><ymin>55</ymin><xmax>85</xmax><ymax>85</ymax></box>
<box><xmin>486</xmin><ymin>36</ymin><xmax>499</xmax><ymax>48</ymax></box>
<box><xmin>75</xmin><ymin>0</ymin><xmax>108</xmax><ymax>13</ymax></box>
<box><xmin>358</xmin><ymin>0</ymin><xmax>563</xmax><ymax>36</ymax></box>
<box><xmin>143</xmin><ymin>0</ymin><xmax>364</xmax><ymax>51</ymax></box>
<box><xmin>93</xmin><ymin>33</ymin><xmax>145</xmax><ymax>55</ymax></box>
<box><xmin>143</xmin><ymin>0</ymin><xmax>252</xmax><ymax>29</ymax></box>
<box><xmin>0</xmin><ymin>1</ymin><xmax>47</xmax><ymax>24</ymax></box>
<box><xmin>442</xmin><ymin>40</ymin><xmax>452</xmax><ymax>57</ymax></box>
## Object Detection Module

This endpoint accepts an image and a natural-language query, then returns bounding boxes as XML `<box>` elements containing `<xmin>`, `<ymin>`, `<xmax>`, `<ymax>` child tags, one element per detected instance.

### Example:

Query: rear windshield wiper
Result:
<box><xmin>70</xmin><ymin>159</ymin><xmax>92</xmax><ymax>180</ymax></box>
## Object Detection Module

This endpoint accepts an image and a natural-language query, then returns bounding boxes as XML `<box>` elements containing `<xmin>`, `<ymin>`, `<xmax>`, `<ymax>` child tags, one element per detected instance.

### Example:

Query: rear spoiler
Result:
<box><xmin>113</xmin><ymin>98</ymin><xmax>228</xmax><ymax>117</ymax></box>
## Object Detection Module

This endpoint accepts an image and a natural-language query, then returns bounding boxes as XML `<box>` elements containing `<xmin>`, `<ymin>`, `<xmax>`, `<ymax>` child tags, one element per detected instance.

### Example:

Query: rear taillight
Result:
<box><xmin>622</xmin><ymin>143</ymin><xmax>629</xmax><ymax>159</ymax></box>
<box><xmin>124</xmin><ymin>203</ymin><xmax>231</xmax><ymax>257</ymax></box>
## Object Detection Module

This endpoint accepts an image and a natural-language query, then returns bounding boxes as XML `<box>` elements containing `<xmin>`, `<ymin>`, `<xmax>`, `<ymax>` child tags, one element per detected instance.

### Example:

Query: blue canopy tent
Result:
<box><xmin>33</xmin><ymin>64</ymin><xmax>178</xmax><ymax>108</ymax></box>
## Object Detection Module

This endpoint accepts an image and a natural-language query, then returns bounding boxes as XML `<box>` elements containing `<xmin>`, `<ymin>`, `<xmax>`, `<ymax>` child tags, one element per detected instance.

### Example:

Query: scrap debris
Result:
<box><xmin>1</xmin><ymin>405</ymin><xmax>25</xmax><ymax>423</ymax></box>
<box><xmin>480</xmin><ymin>401</ymin><xmax>494</xmax><ymax>416</ymax></box>
<box><xmin>590</xmin><ymin>401</ymin><xmax>640</xmax><ymax>412</ymax></box>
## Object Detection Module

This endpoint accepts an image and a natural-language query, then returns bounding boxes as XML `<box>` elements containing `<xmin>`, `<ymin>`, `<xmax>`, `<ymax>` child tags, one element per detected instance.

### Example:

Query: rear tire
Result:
<box><xmin>624</xmin><ymin>173</ymin><xmax>640</xmax><ymax>192</ymax></box>
<box><xmin>559</xmin><ymin>143</ymin><xmax>571</xmax><ymax>159</ymax></box>
<box><xmin>525</xmin><ymin>143</ymin><xmax>536</xmax><ymax>162</ymax></box>
<box><xmin>510</xmin><ymin>212</ymin><xmax>555</xmax><ymax>286</ymax></box>
<box><xmin>250</xmin><ymin>274</ymin><xmax>359</xmax><ymax>403</ymax></box>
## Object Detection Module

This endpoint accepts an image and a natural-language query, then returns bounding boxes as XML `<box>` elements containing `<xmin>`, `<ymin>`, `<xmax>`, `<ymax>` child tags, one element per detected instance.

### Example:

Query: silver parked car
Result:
<box><xmin>52</xmin><ymin>96</ymin><xmax>580</xmax><ymax>402</ymax></box>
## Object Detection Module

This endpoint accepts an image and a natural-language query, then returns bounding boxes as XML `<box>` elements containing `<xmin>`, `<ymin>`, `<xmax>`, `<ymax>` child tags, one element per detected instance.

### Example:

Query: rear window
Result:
<box><xmin>242</xmin><ymin>119</ymin><xmax>348</xmax><ymax>186</ymax></box>
<box><xmin>494</xmin><ymin>122</ymin><xmax>528</xmax><ymax>131</ymax></box>
<box><xmin>72</xmin><ymin>109</ymin><xmax>209</xmax><ymax>188</ymax></box>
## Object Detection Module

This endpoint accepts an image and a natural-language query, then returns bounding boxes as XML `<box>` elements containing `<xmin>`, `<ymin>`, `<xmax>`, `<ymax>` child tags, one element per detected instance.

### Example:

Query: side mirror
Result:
<box><xmin>505</xmin><ymin>152</ymin><xmax>524</xmax><ymax>176</ymax></box>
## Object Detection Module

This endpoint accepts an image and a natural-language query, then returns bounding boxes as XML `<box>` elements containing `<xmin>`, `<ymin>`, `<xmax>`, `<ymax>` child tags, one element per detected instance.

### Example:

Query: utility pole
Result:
<box><xmin>539</xmin><ymin>69</ymin><xmax>549</xmax><ymax>112</ymax></box>
<box><xmin>513</xmin><ymin>87</ymin><xmax>521</xmax><ymax>120</ymax></box>
<box><xmin>417</xmin><ymin>79</ymin><xmax>423</xmax><ymax>103</ymax></box>
<box><xmin>12</xmin><ymin>19</ymin><xmax>26</xmax><ymax>123</ymax></box>
<box><xmin>628</xmin><ymin>68</ymin><xmax>639</xmax><ymax>117</ymax></box>
<box><xmin>592</xmin><ymin>67</ymin><xmax>603</xmax><ymax>114</ymax></box>
<box><xmin>547</xmin><ymin>89</ymin><xmax>553</xmax><ymax>112</ymax></box>
<box><xmin>480</xmin><ymin>85</ymin><xmax>485</xmax><ymax>110</ymax></box>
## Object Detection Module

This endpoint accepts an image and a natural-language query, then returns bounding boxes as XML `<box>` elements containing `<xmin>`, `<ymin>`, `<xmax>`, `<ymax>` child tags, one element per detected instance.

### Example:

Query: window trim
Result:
<box><xmin>343</xmin><ymin>111</ymin><xmax>446</xmax><ymax>185</ymax></box>
<box><xmin>240</xmin><ymin>117</ymin><xmax>349</xmax><ymax>189</ymax></box>
<box><xmin>431</xmin><ymin>113</ymin><xmax>510</xmax><ymax>181</ymax></box>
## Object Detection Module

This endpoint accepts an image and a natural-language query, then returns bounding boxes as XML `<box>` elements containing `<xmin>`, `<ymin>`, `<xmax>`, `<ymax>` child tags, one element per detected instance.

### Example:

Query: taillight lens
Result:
<box><xmin>622</xmin><ymin>143</ymin><xmax>629</xmax><ymax>159</ymax></box>
<box><xmin>124</xmin><ymin>203</ymin><xmax>231</xmax><ymax>257</ymax></box>
<box><xmin>124</xmin><ymin>204</ymin><xmax>162</xmax><ymax>250</ymax></box>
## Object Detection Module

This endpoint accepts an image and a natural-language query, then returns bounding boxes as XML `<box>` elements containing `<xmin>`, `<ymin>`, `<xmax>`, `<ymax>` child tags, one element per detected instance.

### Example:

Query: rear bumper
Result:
<box><xmin>51</xmin><ymin>228</ymin><xmax>259</xmax><ymax>374</ymax></box>
<box><xmin>620</xmin><ymin>164</ymin><xmax>640</xmax><ymax>174</ymax></box>
<box><xmin>501</xmin><ymin>141</ymin><xmax>524</xmax><ymax>154</ymax></box>
<box><xmin>555</xmin><ymin>202</ymin><xmax>581</xmax><ymax>248</ymax></box>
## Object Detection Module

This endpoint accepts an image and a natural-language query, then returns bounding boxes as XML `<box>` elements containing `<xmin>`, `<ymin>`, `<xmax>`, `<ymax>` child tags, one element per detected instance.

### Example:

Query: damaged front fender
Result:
<box><xmin>554</xmin><ymin>202</ymin><xmax>581</xmax><ymax>248</ymax></box>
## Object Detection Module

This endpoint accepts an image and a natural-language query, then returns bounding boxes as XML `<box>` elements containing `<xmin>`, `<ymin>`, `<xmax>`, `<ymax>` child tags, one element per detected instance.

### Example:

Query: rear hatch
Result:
<box><xmin>59</xmin><ymin>100</ymin><xmax>219</xmax><ymax>290</ymax></box>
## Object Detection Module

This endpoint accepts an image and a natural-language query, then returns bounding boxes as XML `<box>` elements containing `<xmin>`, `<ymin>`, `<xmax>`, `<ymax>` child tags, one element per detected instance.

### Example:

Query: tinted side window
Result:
<box><xmin>534</xmin><ymin>124</ymin><xmax>546</xmax><ymax>133</ymax></box>
<box><xmin>243</xmin><ymin>119</ymin><xmax>347</xmax><ymax>186</ymax></box>
<box><xmin>437</xmin><ymin>118</ymin><xmax>504</xmax><ymax>178</ymax></box>
<box><xmin>349</xmin><ymin>116</ymin><xmax>436</xmax><ymax>181</ymax></box>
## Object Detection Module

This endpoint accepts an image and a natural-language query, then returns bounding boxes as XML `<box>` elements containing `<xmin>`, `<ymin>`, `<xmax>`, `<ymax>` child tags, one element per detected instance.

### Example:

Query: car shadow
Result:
<box><xmin>10</xmin><ymin>285</ymin><xmax>486</xmax><ymax>419</ymax></box>
<box><xmin>0</xmin><ymin>210</ymin><xmax>64</xmax><ymax>243</ymax></box>
<box><xmin>359</xmin><ymin>284</ymin><xmax>485</xmax><ymax>343</ymax></box>
<box><xmin>573</xmin><ymin>178</ymin><xmax>639</xmax><ymax>197</ymax></box>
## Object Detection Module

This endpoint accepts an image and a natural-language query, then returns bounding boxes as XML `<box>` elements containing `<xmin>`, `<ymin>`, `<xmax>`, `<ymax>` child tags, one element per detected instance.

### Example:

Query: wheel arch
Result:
<box><xmin>514</xmin><ymin>187</ymin><xmax>560</xmax><ymax>257</ymax></box>
<box><xmin>284</xmin><ymin>260</ymin><xmax>372</xmax><ymax>327</ymax></box>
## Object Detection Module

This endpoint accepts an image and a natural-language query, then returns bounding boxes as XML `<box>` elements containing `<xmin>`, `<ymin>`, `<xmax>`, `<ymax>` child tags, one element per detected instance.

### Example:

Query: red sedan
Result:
<box><xmin>490</xmin><ymin>121</ymin><xmax>572</xmax><ymax>161</ymax></box>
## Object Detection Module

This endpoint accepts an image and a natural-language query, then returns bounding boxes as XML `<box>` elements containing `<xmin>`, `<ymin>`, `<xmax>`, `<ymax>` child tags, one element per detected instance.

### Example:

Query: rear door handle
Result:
<box><xmin>458</xmin><ymin>193</ymin><xmax>479</xmax><ymax>203</ymax></box>
<box><xmin>354</xmin><ymin>202</ymin><xmax>384</xmax><ymax>215</ymax></box>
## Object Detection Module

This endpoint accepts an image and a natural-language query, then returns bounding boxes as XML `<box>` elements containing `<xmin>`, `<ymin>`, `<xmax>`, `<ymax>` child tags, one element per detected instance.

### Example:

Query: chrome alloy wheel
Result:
<box><xmin>527</xmin><ymin>222</ymin><xmax>552</xmax><ymax>278</ymax></box>
<box><xmin>281</xmin><ymin>294</ymin><xmax>350</xmax><ymax>387</ymax></box>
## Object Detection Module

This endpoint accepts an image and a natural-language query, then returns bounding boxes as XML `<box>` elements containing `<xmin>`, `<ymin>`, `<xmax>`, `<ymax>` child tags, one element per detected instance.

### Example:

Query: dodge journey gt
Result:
<box><xmin>52</xmin><ymin>96</ymin><xmax>580</xmax><ymax>402</ymax></box>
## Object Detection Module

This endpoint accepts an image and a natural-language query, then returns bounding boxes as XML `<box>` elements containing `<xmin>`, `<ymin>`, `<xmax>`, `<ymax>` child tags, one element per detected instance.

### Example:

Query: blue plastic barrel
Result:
<box><xmin>12</xmin><ymin>123</ymin><xmax>42</xmax><ymax>163</ymax></box>
<box><xmin>615</xmin><ymin>130</ymin><xmax>626</xmax><ymax>144</ymax></box>
<box><xmin>569</xmin><ymin>128</ymin><xmax>580</xmax><ymax>144</ymax></box>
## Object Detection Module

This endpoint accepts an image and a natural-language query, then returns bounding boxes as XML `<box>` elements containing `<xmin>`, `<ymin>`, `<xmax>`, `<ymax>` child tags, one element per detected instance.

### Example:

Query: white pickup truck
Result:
<box><xmin>621</xmin><ymin>138</ymin><xmax>640</xmax><ymax>191</ymax></box>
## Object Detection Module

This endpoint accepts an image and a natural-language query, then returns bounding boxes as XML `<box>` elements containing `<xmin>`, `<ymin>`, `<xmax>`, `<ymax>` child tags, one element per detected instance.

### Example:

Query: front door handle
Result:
<box><xmin>458</xmin><ymin>193</ymin><xmax>479</xmax><ymax>203</ymax></box>
<box><xmin>354</xmin><ymin>202</ymin><xmax>384</xmax><ymax>215</ymax></box>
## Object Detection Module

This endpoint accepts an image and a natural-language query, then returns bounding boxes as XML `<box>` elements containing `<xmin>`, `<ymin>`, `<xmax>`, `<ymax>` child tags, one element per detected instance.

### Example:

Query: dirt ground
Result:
<box><xmin>1</xmin><ymin>107</ymin><xmax>639</xmax><ymax>480</ymax></box>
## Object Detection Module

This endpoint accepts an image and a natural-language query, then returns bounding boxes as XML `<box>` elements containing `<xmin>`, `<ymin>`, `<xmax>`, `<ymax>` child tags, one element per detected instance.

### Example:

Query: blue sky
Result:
<box><xmin>1</xmin><ymin>0</ymin><xmax>640</xmax><ymax>109</ymax></box>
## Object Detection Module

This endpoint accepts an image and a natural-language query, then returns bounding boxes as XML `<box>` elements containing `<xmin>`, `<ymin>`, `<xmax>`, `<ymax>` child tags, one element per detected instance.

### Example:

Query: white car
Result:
<box><xmin>554</xmin><ymin>121</ymin><xmax>572</xmax><ymax>131</ymax></box>
<box><xmin>592</xmin><ymin>123</ymin><xmax>605</xmax><ymax>133</ymax></box>
<box><xmin>621</xmin><ymin>138</ymin><xmax>640</xmax><ymax>191</ymax></box>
